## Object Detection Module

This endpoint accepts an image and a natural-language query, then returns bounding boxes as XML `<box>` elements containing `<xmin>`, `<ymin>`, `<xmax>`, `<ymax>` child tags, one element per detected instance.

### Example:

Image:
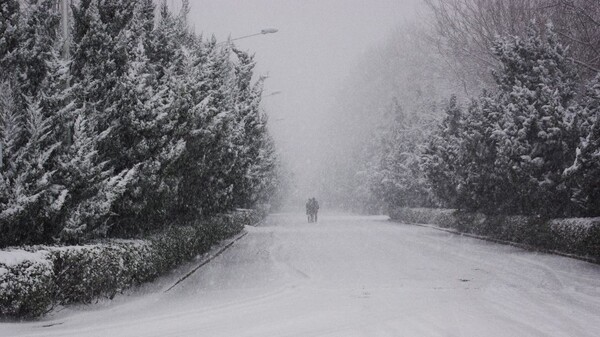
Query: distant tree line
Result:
<box><xmin>317</xmin><ymin>22</ymin><xmax>455</xmax><ymax>213</ymax></box>
<box><xmin>0</xmin><ymin>0</ymin><xmax>280</xmax><ymax>247</ymax></box>
<box><xmin>369</xmin><ymin>23</ymin><xmax>600</xmax><ymax>218</ymax></box>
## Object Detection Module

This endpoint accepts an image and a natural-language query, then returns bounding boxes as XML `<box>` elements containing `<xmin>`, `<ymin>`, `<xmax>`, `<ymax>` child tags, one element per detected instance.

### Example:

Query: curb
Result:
<box><xmin>164</xmin><ymin>231</ymin><xmax>249</xmax><ymax>292</ymax></box>
<box><xmin>392</xmin><ymin>220</ymin><xmax>599</xmax><ymax>265</ymax></box>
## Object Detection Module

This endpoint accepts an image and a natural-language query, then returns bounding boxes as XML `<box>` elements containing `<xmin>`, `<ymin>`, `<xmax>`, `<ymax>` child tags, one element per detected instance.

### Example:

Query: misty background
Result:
<box><xmin>170</xmin><ymin>0</ymin><xmax>600</xmax><ymax>213</ymax></box>
<box><xmin>174</xmin><ymin>0</ymin><xmax>426</xmax><ymax>210</ymax></box>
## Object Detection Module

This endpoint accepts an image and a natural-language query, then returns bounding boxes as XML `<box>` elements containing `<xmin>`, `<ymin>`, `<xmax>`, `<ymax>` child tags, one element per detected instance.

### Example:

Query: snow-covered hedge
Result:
<box><xmin>389</xmin><ymin>208</ymin><xmax>600</xmax><ymax>262</ymax></box>
<box><xmin>548</xmin><ymin>218</ymin><xmax>600</xmax><ymax>258</ymax></box>
<box><xmin>389</xmin><ymin>208</ymin><xmax>458</xmax><ymax>227</ymax></box>
<box><xmin>0</xmin><ymin>250</ymin><xmax>54</xmax><ymax>317</ymax></box>
<box><xmin>0</xmin><ymin>210</ymin><xmax>261</xmax><ymax>318</ymax></box>
<box><xmin>51</xmin><ymin>241</ymin><xmax>153</xmax><ymax>305</ymax></box>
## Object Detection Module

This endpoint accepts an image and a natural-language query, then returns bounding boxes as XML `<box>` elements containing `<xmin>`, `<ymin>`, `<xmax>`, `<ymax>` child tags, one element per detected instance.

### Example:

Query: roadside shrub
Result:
<box><xmin>0</xmin><ymin>251</ymin><xmax>54</xmax><ymax>317</ymax></box>
<box><xmin>389</xmin><ymin>208</ymin><xmax>457</xmax><ymax>227</ymax></box>
<box><xmin>390</xmin><ymin>207</ymin><xmax>600</xmax><ymax>261</ymax></box>
<box><xmin>51</xmin><ymin>242</ymin><xmax>150</xmax><ymax>304</ymax></box>
<box><xmin>453</xmin><ymin>211</ymin><xmax>488</xmax><ymax>234</ymax></box>
<box><xmin>0</xmin><ymin>210</ymin><xmax>263</xmax><ymax>318</ymax></box>
<box><xmin>549</xmin><ymin>218</ymin><xmax>600</xmax><ymax>258</ymax></box>
<box><xmin>150</xmin><ymin>226</ymin><xmax>202</xmax><ymax>274</ymax></box>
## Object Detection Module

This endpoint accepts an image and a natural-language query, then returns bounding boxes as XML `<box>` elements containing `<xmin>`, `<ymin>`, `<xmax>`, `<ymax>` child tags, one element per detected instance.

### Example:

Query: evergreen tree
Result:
<box><xmin>0</xmin><ymin>0</ymin><xmax>20</xmax><ymax>73</ymax></box>
<box><xmin>0</xmin><ymin>82</ymin><xmax>22</xmax><ymax>164</ymax></box>
<box><xmin>425</xmin><ymin>23</ymin><xmax>582</xmax><ymax>217</ymax></box>
<box><xmin>369</xmin><ymin>101</ymin><xmax>435</xmax><ymax>210</ymax></box>
<box><xmin>146</xmin><ymin>1</ymin><xmax>186</xmax><ymax>79</ymax></box>
<box><xmin>59</xmin><ymin>0</ymin><xmax>139</xmax><ymax>241</ymax></box>
<box><xmin>230</xmin><ymin>48</ymin><xmax>268</xmax><ymax>208</ymax></box>
<box><xmin>247</xmin><ymin>132</ymin><xmax>280</xmax><ymax>207</ymax></box>
<box><xmin>172</xmin><ymin>41</ymin><xmax>234</xmax><ymax>218</ymax></box>
<box><xmin>0</xmin><ymin>91</ymin><xmax>64</xmax><ymax>246</ymax></box>
<box><xmin>0</xmin><ymin>1</ymin><xmax>67</xmax><ymax>246</ymax></box>
<box><xmin>423</xmin><ymin>96</ymin><xmax>464</xmax><ymax>208</ymax></box>
<box><xmin>564</xmin><ymin>74</ymin><xmax>600</xmax><ymax>216</ymax></box>
<box><xmin>14</xmin><ymin>0</ymin><xmax>61</xmax><ymax>99</ymax></box>
<box><xmin>106</xmin><ymin>6</ymin><xmax>183</xmax><ymax>234</ymax></box>
<box><xmin>0</xmin><ymin>0</ymin><xmax>280</xmax><ymax>246</ymax></box>
<box><xmin>491</xmin><ymin>23</ymin><xmax>579</xmax><ymax>216</ymax></box>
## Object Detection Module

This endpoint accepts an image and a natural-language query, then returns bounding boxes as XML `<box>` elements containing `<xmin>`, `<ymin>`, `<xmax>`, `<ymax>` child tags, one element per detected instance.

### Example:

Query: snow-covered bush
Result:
<box><xmin>51</xmin><ymin>242</ymin><xmax>151</xmax><ymax>304</ymax></box>
<box><xmin>549</xmin><ymin>218</ymin><xmax>600</xmax><ymax>258</ymax></box>
<box><xmin>0</xmin><ymin>210</ymin><xmax>259</xmax><ymax>318</ymax></box>
<box><xmin>389</xmin><ymin>208</ymin><xmax>458</xmax><ymax>227</ymax></box>
<box><xmin>54</xmin><ymin>211</ymin><xmax>249</xmax><ymax>306</ymax></box>
<box><xmin>0</xmin><ymin>250</ymin><xmax>54</xmax><ymax>317</ymax></box>
<box><xmin>390</xmin><ymin>207</ymin><xmax>600</xmax><ymax>260</ymax></box>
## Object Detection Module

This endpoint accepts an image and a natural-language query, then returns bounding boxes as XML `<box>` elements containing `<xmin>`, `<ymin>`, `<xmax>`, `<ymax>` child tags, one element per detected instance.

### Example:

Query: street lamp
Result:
<box><xmin>230</xmin><ymin>28</ymin><xmax>279</xmax><ymax>42</ymax></box>
<box><xmin>263</xmin><ymin>91</ymin><xmax>282</xmax><ymax>98</ymax></box>
<box><xmin>59</xmin><ymin>0</ymin><xmax>71</xmax><ymax>58</ymax></box>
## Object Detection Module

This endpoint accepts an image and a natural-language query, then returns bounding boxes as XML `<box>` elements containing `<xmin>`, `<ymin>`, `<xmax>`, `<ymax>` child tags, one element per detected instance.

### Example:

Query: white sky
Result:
<box><xmin>181</xmin><ymin>0</ymin><xmax>423</xmax><ymax>200</ymax></box>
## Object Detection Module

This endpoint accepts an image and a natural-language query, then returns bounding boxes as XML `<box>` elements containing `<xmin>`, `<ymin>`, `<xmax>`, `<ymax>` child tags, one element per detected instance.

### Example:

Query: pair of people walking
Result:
<box><xmin>306</xmin><ymin>197</ymin><xmax>319</xmax><ymax>223</ymax></box>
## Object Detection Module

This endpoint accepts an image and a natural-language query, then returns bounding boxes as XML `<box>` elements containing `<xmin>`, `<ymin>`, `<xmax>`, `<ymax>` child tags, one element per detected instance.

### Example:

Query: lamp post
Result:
<box><xmin>228</xmin><ymin>28</ymin><xmax>279</xmax><ymax>43</ymax></box>
<box><xmin>263</xmin><ymin>91</ymin><xmax>282</xmax><ymax>98</ymax></box>
<box><xmin>60</xmin><ymin>0</ymin><xmax>70</xmax><ymax>58</ymax></box>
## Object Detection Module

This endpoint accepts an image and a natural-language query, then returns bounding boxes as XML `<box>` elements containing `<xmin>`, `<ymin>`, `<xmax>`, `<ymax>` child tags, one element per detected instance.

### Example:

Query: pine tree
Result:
<box><xmin>0</xmin><ymin>92</ymin><xmax>64</xmax><ymax>246</ymax></box>
<box><xmin>0</xmin><ymin>0</ymin><xmax>281</xmax><ymax>245</ymax></box>
<box><xmin>0</xmin><ymin>82</ymin><xmax>22</xmax><ymax>167</ymax></box>
<box><xmin>564</xmin><ymin>74</ymin><xmax>600</xmax><ymax>216</ymax></box>
<box><xmin>491</xmin><ymin>23</ymin><xmax>579</xmax><ymax>216</ymax></box>
<box><xmin>369</xmin><ymin>101</ymin><xmax>435</xmax><ymax>210</ymax></box>
<box><xmin>58</xmin><ymin>0</ymin><xmax>140</xmax><ymax>242</ymax></box>
<box><xmin>247</xmin><ymin>132</ymin><xmax>280</xmax><ymax>207</ymax></box>
<box><xmin>0</xmin><ymin>84</ymin><xmax>22</xmax><ymax>234</ymax></box>
<box><xmin>0</xmin><ymin>1</ymin><xmax>69</xmax><ymax>246</ymax></box>
<box><xmin>138</xmin><ymin>0</ymin><xmax>155</xmax><ymax>34</ymax></box>
<box><xmin>14</xmin><ymin>0</ymin><xmax>61</xmax><ymax>98</ymax></box>
<box><xmin>0</xmin><ymin>0</ymin><xmax>20</xmax><ymax>73</ymax></box>
<box><xmin>172</xmin><ymin>41</ymin><xmax>235</xmax><ymax>218</ymax></box>
<box><xmin>146</xmin><ymin>1</ymin><xmax>186</xmax><ymax>79</ymax></box>
<box><xmin>424</xmin><ymin>23</ymin><xmax>582</xmax><ymax>217</ymax></box>
<box><xmin>230</xmin><ymin>48</ymin><xmax>266</xmax><ymax>208</ymax></box>
<box><xmin>106</xmin><ymin>6</ymin><xmax>179</xmax><ymax>235</ymax></box>
<box><xmin>423</xmin><ymin>96</ymin><xmax>464</xmax><ymax>208</ymax></box>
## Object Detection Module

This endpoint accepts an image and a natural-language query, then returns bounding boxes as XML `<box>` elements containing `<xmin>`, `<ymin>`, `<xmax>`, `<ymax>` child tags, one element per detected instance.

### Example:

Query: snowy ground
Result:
<box><xmin>2</xmin><ymin>213</ymin><xmax>600</xmax><ymax>337</ymax></box>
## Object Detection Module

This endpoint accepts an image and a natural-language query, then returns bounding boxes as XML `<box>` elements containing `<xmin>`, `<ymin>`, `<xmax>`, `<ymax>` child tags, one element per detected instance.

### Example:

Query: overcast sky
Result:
<box><xmin>180</xmin><ymin>0</ymin><xmax>423</xmax><ymax>200</ymax></box>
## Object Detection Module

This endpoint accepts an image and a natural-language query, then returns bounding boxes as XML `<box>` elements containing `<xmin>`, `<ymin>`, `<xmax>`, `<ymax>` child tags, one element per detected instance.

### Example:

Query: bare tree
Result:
<box><xmin>424</xmin><ymin>0</ymin><xmax>600</xmax><ymax>91</ymax></box>
<box><xmin>551</xmin><ymin>0</ymin><xmax>600</xmax><ymax>73</ymax></box>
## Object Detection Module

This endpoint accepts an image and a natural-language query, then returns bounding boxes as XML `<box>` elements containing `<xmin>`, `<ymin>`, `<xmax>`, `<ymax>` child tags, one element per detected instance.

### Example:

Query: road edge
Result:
<box><xmin>392</xmin><ymin>221</ymin><xmax>599</xmax><ymax>265</ymax></box>
<box><xmin>164</xmin><ymin>230</ymin><xmax>249</xmax><ymax>292</ymax></box>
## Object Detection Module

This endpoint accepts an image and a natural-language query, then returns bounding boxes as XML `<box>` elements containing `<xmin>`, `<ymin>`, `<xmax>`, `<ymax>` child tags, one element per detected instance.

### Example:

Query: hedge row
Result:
<box><xmin>0</xmin><ymin>210</ymin><xmax>263</xmax><ymax>318</ymax></box>
<box><xmin>389</xmin><ymin>208</ymin><xmax>600</xmax><ymax>262</ymax></box>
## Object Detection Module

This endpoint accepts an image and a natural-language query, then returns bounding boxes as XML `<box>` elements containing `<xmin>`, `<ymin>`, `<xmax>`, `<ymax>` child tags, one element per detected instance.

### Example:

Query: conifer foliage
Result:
<box><xmin>421</xmin><ymin>23</ymin><xmax>599</xmax><ymax>217</ymax></box>
<box><xmin>0</xmin><ymin>0</ymin><xmax>279</xmax><ymax>247</ymax></box>
<box><xmin>565</xmin><ymin>75</ymin><xmax>600</xmax><ymax>216</ymax></box>
<box><xmin>370</xmin><ymin>22</ymin><xmax>600</xmax><ymax>218</ymax></box>
<box><xmin>368</xmin><ymin>101</ymin><xmax>436</xmax><ymax>210</ymax></box>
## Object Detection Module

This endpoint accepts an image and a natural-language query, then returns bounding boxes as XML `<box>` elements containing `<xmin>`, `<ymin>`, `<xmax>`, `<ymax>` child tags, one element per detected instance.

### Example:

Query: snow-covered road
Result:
<box><xmin>2</xmin><ymin>213</ymin><xmax>600</xmax><ymax>337</ymax></box>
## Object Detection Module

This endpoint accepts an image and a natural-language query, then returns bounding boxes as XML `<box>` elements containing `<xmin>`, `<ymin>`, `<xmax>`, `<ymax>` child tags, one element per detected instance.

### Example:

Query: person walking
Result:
<box><xmin>311</xmin><ymin>197</ymin><xmax>320</xmax><ymax>223</ymax></box>
<box><xmin>306</xmin><ymin>198</ymin><xmax>313</xmax><ymax>223</ymax></box>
